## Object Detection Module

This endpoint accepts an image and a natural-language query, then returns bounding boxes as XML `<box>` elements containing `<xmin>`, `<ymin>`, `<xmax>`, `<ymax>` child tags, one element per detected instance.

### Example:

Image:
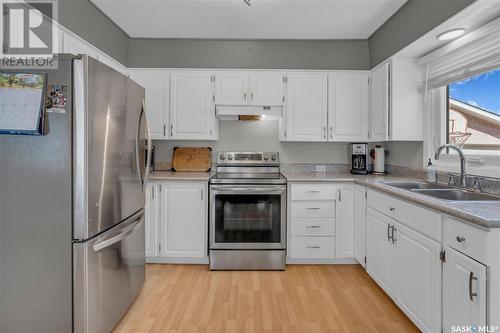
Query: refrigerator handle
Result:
<box><xmin>143</xmin><ymin>99</ymin><xmax>152</xmax><ymax>184</ymax></box>
<box><xmin>93</xmin><ymin>215</ymin><xmax>144</xmax><ymax>252</ymax></box>
<box><xmin>136</xmin><ymin>99</ymin><xmax>152</xmax><ymax>187</ymax></box>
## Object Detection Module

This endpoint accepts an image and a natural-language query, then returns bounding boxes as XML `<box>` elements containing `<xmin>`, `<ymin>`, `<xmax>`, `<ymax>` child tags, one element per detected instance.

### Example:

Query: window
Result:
<box><xmin>446</xmin><ymin>68</ymin><xmax>500</xmax><ymax>156</ymax></box>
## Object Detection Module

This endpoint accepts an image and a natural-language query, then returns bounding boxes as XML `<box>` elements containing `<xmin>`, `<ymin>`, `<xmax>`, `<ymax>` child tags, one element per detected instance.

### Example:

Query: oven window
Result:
<box><xmin>214</xmin><ymin>194</ymin><xmax>281</xmax><ymax>243</ymax></box>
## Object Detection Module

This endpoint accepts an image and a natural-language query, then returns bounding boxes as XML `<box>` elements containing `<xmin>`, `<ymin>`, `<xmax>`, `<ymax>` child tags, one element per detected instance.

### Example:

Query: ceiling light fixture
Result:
<box><xmin>436</xmin><ymin>28</ymin><xmax>467</xmax><ymax>41</ymax></box>
<box><xmin>243</xmin><ymin>0</ymin><xmax>251</xmax><ymax>6</ymax></box>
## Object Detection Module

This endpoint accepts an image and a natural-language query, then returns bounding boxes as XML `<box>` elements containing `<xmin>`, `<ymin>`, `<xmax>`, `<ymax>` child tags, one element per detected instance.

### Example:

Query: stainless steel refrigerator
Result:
<box><xmin>0</xmin><ymin>55</ymin><xmax>150</xmax><ymax>333</ymax></box>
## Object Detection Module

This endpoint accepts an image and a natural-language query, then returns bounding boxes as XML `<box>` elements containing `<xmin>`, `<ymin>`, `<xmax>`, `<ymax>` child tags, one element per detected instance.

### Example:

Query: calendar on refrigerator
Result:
<box><xmin>0</xmin><ymin>72</ymin><xmax>47</xmax><ymax>135</ymax></box>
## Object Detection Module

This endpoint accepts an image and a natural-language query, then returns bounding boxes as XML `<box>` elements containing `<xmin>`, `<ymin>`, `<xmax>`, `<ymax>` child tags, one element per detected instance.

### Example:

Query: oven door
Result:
<box><xmin>210</xmin><ymin>185</ymin><xmax>286</xmax><ymax>250</ymax></box>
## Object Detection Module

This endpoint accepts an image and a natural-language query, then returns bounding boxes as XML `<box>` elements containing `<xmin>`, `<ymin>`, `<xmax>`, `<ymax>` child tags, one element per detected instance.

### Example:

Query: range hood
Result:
<box><xmin>216</xmin><ymin>105</ymin><xmax>283</xmax><ymax>120</ymax></box>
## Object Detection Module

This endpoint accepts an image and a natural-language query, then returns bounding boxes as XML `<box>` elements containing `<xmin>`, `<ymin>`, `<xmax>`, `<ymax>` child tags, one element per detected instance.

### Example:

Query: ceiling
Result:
<box><xmin>91</xmin><ymin>0</ymin><xmax>407</xmax><ymax>39</ymax></box>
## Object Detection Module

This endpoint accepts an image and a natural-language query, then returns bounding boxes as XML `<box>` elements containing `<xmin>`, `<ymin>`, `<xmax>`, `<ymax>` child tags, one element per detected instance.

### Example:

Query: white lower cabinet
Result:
<box><xmin>145</xmin><ymin>181</ymin><xmax>207</xmax><ymax>263</ymax></box>
<box><xmin>145</xmin><ymin>182</ymin><xmax>160</xmax><ymax>258</ymax></box>
<box><xmin>353</xmin><ymin>185</ymin><xmax>366</xmax><ymax>267</ymax></box>
<box><xmin>443</xmin><ymin>247</ymin><xmax>487</xmax><ymax>332</ymax></box>
<box><xmin>288</xmin><ymin>182</ymin><xmax>355</xmax><ymax>263</ymax></box>
<box><xmin>394</xmin><ymin>222</ymin><xmax>441</xmax><ymax>333</ymax></box>
<box><xmin>367</xmin><ymin>202</ymin><xmax>441</xmax><ymax>332</ymax></box>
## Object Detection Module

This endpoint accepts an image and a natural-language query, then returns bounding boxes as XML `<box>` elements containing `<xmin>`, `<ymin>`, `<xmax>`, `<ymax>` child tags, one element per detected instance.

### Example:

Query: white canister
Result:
<box><xmin>372</xmin><ymin>146</ymin><xmax>385</xmax><ymax>173</ymax></box>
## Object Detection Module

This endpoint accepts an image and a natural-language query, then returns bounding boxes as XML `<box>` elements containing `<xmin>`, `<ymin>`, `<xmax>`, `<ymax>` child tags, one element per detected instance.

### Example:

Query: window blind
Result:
<box><xmin>421</xmin><ymin>18</ymin><xmax>500</xmax><ymax>89</ymax></box>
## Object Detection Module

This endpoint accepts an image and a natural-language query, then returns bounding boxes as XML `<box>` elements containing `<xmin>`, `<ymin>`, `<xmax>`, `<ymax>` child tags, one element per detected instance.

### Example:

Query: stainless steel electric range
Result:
<box><xmin>209</xmin><ymin>152</ymin><xmax>287</xmax><ymax>270</ymax></box>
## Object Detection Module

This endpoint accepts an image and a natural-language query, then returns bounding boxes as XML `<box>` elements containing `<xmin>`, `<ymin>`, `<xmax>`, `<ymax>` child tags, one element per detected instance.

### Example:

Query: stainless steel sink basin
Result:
<box><xmin>411</xmin><ymin>189</ymin><xmax>500</xmax><ymax>201</ymax></box>
<box><xmin>382</xmin><ymin>182</ymin><xmax>450</xmax><ymax>190</ymax></box>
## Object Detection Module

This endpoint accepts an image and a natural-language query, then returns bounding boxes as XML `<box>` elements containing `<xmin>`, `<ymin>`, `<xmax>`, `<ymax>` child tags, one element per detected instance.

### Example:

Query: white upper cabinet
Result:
<box><xmin>328</xmin><ymin>73</ymin><xmax>369</xmax><ymax>142</ymax></box>
<box><xmin>369</xmin><ymin>58</ymin><xmax>423</xmax><ymax>142</ymax></box>
<box><xmin>284</xmin><ymin>73</ymin><xmax>328</xmax><ymax>141</ymax></box>
<box><xmin>249</xmin><ymin>73</ymin><xmax>285</xmax><ymax>106</ymax></box>
<box><xmin>129</xmin><ymin>70</ymin><xmax>170</xmax><ymax>140</ymax></box>
<box><xmin>214</xmin><ymin>72</ymin><xmax>248</xmax><ymax>105</ymax></box>
<box><xmin>370</xmin><ymin>62</ymin><xmax>390</xmax><ymax>142</ymax></box>
<box><xmin>170</xmin><ymin>71</ymin><xmax>217</xmax><ymax>140</ymax></box>
<box><xmin>215</xmin><ymin>72</ymin><xmax>285</xmax><ymax>106</ymax></box>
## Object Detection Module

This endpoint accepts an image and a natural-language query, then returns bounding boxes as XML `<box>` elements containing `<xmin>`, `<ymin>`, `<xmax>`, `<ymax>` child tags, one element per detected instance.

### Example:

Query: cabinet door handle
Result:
<box><xmin>201</xmin><ymin>189</ymin><xmax>203</xmax><ymax>201</ymax></box>
<box><xmin>170</xmin><ymin>124</ymin><xmax>173</xmax><ymax>136</ymax></box>
<box><xmin>456</xmin><ymin>236</ymin><xmax>466</xmax><ymax>243</ymax></box>
<box><xmin>469</xmin><ymin>272</ymin><xmax>478</xmax><ymax>301</ymax></box>
<box><xmin>306</xmin><ymin>190</ymin><xmax>320</xmax><ymax>193</ymax></box>
<box><xmin>387</xmin><ymin>224</ymin><xmax>393</xmax><ymax>242</ymax></box>
<box><xmin>163</xmin><ymin>124</ymin><xmax>166</xmax><ymax>137</ymax></box>
<box><xmin>330</xmin><ymin>125</ymin><xmax>333</xmax><ymax>139</ymax></box>
<box><xmin>251</xmin><ymin>92</ymin><xmax>254</xmax><ymax>101</ymax></box>
<box><xmin>306</xmin><ymin>245</ymin><xmax>320</xmax><ymax>249</ymax></box>
<box><xmin>306</xmin><ymin>225</ymin><xmax>321</xmax><ymax>229</ymax></box>
<box><xmin>338</xmin><ymin>190</ymin><xmax>342</xmax><ymax>202</ymax></box>
<box><xmin>392</xmin><ymin>227</ymin><xmax>396</xmax><ymax>244</ymax></box>
<box><xmin>244</xmin><ymin>92</ymin><xmax>247</xmax><ymax>100</ymax></box>
<box><xmin>306</xmin><ymin>207</ymin><xmax>320</xmax><ymax>210</ymax></box>
<box><xmin>323</xmin><ymin>126</ymin><xmax>327</xmax><ymax>139</ymax></box>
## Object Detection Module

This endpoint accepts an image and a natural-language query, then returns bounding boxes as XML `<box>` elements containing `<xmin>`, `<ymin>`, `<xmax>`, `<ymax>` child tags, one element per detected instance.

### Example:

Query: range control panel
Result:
<box><xmin>217</xmin><ymin>152</ymin><xmax>279</xmax><ymax>165</ymax></box>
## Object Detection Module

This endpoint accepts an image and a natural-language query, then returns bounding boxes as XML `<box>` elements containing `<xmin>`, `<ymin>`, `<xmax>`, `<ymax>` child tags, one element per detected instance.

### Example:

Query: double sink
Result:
<box><xmin>383</xmin><ymin>181</ymin><xmax>500</xmax><ymax>202</ymax></box>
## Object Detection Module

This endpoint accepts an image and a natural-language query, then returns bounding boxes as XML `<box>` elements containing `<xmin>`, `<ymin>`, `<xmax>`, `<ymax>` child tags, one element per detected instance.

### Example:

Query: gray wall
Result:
<box><xmin>154</xmin><ymin>121</ymin><xmax>350</xmax><ymax>164</ymax></box>
<box><xmin>128</xmin><ymin>39</ymin><xmax>370</xmax><ymax>69</ymax></box>
<box><xmin>368</xmin><ymin>0</ymin><xmax>475</xmax><ymax>68</ymax></box>
<box><xmin>58</xmin><ymin>0</ymin><xmax>129</xmax><ymax>64</ymax></box>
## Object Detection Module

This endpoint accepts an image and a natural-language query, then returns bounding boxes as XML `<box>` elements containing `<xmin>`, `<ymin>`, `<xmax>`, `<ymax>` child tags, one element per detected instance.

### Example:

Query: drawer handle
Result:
<box><xmin>469</xmin><ymin>272</ymin><xmax>478</xmax><ymax>301</ymax></box>
<box><xmin>306</xmin><ymin>190</ymin><xmax>321</xmax><ymax>193</ymax></box>
<box><xmin>456</xmin><ymin>236</ymin><xmax>466</xmax><ymax>243</ymax></box>
<box><xmin>306</xmin><ymin>207</ymin><xmax>321</xmax><ymax>210</ymax></box>
<box><xmin>306</xmin><ymin>225</ymin><xmax>321</xmax><ymax>229</ymax></box>
<box><xmin>306</xmin><ymin>246</ymin><xmax>321</xmax><ymax>249</ymax></box>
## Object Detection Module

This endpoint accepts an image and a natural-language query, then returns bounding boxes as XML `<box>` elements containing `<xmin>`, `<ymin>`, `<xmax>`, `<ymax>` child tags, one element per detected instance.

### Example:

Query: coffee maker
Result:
<box><xmin>350</xmin><ymin>143</ymin><xmax>368</xmax><ymax>175</ymax></box>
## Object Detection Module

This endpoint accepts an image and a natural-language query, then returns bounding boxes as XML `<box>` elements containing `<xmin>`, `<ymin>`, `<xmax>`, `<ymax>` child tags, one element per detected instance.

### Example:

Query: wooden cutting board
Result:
<box><xmin>172</xmin><ymin>147</ymin><xmax>212</xmax><ymax>172</ymax></box>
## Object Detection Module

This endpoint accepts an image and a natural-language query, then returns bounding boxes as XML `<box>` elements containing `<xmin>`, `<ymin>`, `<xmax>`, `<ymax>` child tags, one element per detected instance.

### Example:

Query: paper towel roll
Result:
<box><xmin>373</xmin><ymin>147</ymin><xmax>385</xmax><ymax>173</ymax></box>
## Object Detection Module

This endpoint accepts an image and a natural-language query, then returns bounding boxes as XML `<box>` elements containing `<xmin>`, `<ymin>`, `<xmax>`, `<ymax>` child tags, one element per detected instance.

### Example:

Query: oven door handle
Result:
<box><xmin>210</xmin><ymin>186</ymin><xmax>286</xmax><ymax>194</ymax></box>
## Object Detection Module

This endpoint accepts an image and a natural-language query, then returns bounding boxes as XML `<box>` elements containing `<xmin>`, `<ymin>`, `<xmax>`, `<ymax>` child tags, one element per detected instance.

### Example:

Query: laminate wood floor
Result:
<box><xmin>114</xmin><ymin>264</ymin><xmax>419</xmax><ymax>333</ymax></box>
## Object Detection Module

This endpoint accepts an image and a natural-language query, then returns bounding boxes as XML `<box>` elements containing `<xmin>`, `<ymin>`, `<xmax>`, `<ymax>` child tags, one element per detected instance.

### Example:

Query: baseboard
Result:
<box><xmin>146</xmin><ymin>256</ymin><xmax>209</xmax><ymax>264</ymax></box>
<box><xmin>286</xmin><ymin>257</ymin><xmax>359</xmax><ymax>265</ymax></box>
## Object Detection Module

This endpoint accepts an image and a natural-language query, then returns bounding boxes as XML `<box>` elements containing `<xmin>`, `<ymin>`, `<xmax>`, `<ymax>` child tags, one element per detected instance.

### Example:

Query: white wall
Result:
<box><xmin>154</xmin><ymin>120</ymin><xmax>424</xmax><ymax>169</ymax></box>
<box><xmin>154</xmin><ymin>120</ymin><xmax>349</xmax><ymax>164</ymax></box>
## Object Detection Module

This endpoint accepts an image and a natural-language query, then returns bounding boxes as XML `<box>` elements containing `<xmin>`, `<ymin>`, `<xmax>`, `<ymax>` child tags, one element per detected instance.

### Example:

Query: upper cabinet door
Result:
<box><xmin>215</xmin><ymin>72</ymin><xmax>248</xmax><ymax>105</ymax></box>
<box><xmin>370</xmin><ymin>62</ymin><xmax>390</xmax><ymax>141</ymax></box>
<box><xmin>170</xmin><ymin>71</ymin><xmax>216</xmax><ymax>140</ymax></box>
<box><xmin>249</xmin><ymin>73</ymin><xmax>285</xmax><ymax>106</ymax></box>
<box><xmin>328</xmin><ymin>73</ymin><xmax>369</xmax><ymax>142</ymax></box>
<box><xmin>129</xmin><ymin>70</ymin><xmax>169</xmax><ymax>140</ymax></box>
<box><xmin>285</xmin><ymin>73</ymin><xmax>328</xmax><ymax>141</ymax></box>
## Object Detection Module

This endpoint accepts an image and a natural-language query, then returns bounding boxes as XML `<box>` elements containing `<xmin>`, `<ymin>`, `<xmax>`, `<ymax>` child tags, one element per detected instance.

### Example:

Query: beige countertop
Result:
<box><xmin>282</xmin><ymin>171</ymin><xmax>500</xmax><ymax>229</ymax></box>
<box><xmin>148</xmin><ymin>170</ymin><xmax>215</xmax><ymax>181</ymax></box>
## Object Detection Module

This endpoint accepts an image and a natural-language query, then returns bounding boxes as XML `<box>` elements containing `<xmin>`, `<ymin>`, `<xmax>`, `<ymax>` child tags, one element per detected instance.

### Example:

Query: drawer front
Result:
<box><xmin>367</xmin><ymin>189</ymin><xmax>442</xmax><ymax>241</ymax></box>
<box><xmin>291</xmin><ymin>218</ymin><xmax>335</xmax><ymax>236</ymax></box>
<box><xmin>444</xmin><ymin>216</ymin><xmax>486</xmax><ymax>263</ymax></box>
<box><xmin>290</xmin><ymin>236</ymin><xmax>335</xmax><ymax>259</ymax></box>
<box><xmin>291</xmin><ymin>184</ymin><xmax>337</xmax><ymax>200</ymax></box>
<box><xmin>291</xmin><ymin>200</ymin><xmax>335</xmax><ymax>218</ymax></box>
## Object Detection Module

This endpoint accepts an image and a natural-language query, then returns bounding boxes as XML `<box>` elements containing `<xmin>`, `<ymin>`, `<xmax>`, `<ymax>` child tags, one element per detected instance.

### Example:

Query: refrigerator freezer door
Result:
<box><xmin>74</xmin><ymin>56</ymin><xmax>148</xmax><ymax>240</ymax></box>
<box><xmin>73</xmin><ymin>209</ymin><xmax>145</xmax><ymax>333</ymax></box>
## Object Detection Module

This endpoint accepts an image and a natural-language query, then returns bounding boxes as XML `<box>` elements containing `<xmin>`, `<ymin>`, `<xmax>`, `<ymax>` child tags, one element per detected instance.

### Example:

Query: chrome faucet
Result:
<box><xmin>434</xmin><ymin>144</ymin><xmax>467</xmax><ymax>187</ymax></box>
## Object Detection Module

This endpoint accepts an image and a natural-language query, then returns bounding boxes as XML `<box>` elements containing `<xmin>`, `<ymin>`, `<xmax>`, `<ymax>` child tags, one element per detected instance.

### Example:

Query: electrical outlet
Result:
<box><xmin>316</xmin><ymin>165</ymin><xmax>326</xmax><ymax>173</ymax></box>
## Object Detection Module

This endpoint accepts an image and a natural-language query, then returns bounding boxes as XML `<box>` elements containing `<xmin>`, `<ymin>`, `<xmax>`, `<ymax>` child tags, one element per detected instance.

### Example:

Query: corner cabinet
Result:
<box><xmin>369</xmin><ymin>58</ymin><xmax>423</xmax><ymax>141</ymax></box>
<box><xmin>170</xmin><ymin>72</ymin><xmax>218</xmax><ymax>140</ymax></box>
<box><xmin>145</xmin><ymin>181</ymin><xmax>208</xmax><ymax>263</ymax></box>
